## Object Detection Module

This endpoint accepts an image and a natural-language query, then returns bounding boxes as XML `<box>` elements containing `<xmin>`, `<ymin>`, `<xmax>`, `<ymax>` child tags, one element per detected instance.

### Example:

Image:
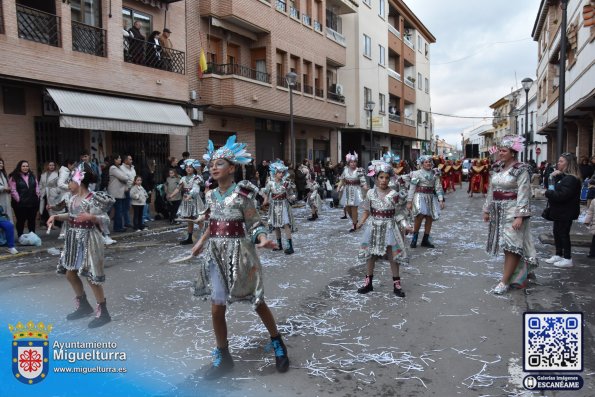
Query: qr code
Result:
<box><xmin>524</xmin><ymin>312</ymin><xmax>582</xmax><ymax>371</ymax></box>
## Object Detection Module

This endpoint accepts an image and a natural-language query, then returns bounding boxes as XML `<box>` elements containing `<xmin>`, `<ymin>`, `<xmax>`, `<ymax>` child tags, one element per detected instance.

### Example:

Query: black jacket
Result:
<box><xmin>544</xmin><ymin>174</ymin><xmax>581</xmax><ymax>221</ymax></box>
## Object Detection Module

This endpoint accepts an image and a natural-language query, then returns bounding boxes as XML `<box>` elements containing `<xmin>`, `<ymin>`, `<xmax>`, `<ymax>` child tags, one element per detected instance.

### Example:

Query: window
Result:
<box><xmin>122</xmin><ymin>8</ymin><xmax>152</xmax><ymax>37</ymax></box>
<box><xmin>363</xmin><ymin>0</ymin><xmax>371</xmax><ymax>7</ymax></box>
<box><xmin>378</xmin><ymin>45</ymin><xmax>385</xmax><ymax>66</ymax></box>
<box><xmin>364</xmin><ymin>87</ymin><xmax>372</xmax><ymax>106</ymax></box>
<box><xmin>363</xmin><ymin>34</ymin><xmax>371</xmax><ymax>58</ymax></box>
<box><xmin>71</xmin><ymin>0</ymin><xmax>102</xmax><ymax>27</ymax></box>
<box><xmin>417</xmin><ymin>72</ymin><xmax>422</xmax><ymax>89</ymax></box>
<box><xmin>417</xmin><ymin>109</ymin><xmax>422</xmax><ymax>124</ymax></box>
<box><xmin>379</xmin><ymin>0</ymin><xmax>385</xmax><ymax>18</ymax></box>
<box><xmin>425</xmin><ymin>43</ymin><xmax>429</xmax><ymax>57</ymax></box>
<box><xmin>418</xmin><ymin>35</ymin><xmax>422</xmax><ymax>52</ymax></box>
<box><xmin>379</xmin><ymin>93</ymin><xmax>386</xmax><ymax>114</ymax></box>
<box><xmin>425</xmin><ymin>78</ymin><xmax>429</xmax><ymax>93</ymax></box>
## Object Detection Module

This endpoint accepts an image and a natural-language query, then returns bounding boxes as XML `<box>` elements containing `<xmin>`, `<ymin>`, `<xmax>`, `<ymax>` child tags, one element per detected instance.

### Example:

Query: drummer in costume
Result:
<box><xmin>167</xmin><ymin>159</ymin><xmax>204</xmax><ymax>245</ymax></box>
<box><xmin>191</xmin><ymin>136</ymin><xmax>289</xmax><ymax>378</ymax></box>
<box><xmin>407</xmin><ymin>155</ymin><xmax>445</xmax><ymax>248</ymax></box>
<box><xmin>47</xmin><ymin>163</ymin><xmax>115</xmax><ymax>328</ymax></box>
<box><xmin>338</xmin><ymin>152</ymin><xmax>368</xmax><ymax>232</ymax></box>
<box><xmin>355</xmin><ymin>155</ymin><xmax>411</xmax><ymax>297</ymax></box>
<box><xmin>261</xmin><ymin>161</ymin><xmax>297</xmax><ymax>254</ymax></box>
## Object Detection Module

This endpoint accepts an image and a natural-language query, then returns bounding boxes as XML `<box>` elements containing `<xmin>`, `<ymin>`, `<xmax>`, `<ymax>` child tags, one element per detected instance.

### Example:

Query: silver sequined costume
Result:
<box><xmin>407</xmin><ymin>169</ymin><xmax>444</xmax><ymax>220</ymax></box>
<box><xmin>483</xmin><ymin>163</ymin><xmax>538</xmax><ymax>286</ymax></box>
<box><xmin>339</xmin><ymin>167</ymin><xmax>367</xmax><ymax>206</ymax></box>
<box><xmin>359</xmin><ymin>188</ymin><xmax>410</xmax><ymax>266</ymax></box>
<box><xmin>262</xmin><ymin>179</ymin><xmax>296</xmax><ymax>231</ymax></box>
<box><xmin>306</xmin><ymin>180</ymin><xmax>323</xmax><ymax>211</ymax></box>
<box><xmin>177</xmin><ymin>175</ymin><xmax>204</xmax><ymax>218</ymax></box>
<box><xmin>58</xmin><ymin>192</ymin><xmax>112</xmax><ymax>284</ymax></box>
<box><xmin>193</xmin><ymin>181</ymin><xmax>268</xmax><ymax>307</ymax></box>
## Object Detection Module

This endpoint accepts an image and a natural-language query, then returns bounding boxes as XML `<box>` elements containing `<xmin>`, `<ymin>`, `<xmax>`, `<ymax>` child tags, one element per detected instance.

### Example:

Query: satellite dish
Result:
<box><xmin>336</xmin><ymin>84</ymin><xmax>344</xmax><ymax>96</ymax></box>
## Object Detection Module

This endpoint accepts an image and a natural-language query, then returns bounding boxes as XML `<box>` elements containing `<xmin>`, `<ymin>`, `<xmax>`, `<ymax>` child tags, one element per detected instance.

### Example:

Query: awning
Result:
<box><xmin>45</xmin><ymin>88</ymin><xmax>193</xmax><ymax>136</ymax></box>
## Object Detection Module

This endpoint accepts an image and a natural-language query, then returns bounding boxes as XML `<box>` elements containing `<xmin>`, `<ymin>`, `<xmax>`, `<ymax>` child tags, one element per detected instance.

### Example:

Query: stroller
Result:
<box><xmin>153</xmin><ymin>184</ymin><xmax>171</xmax><ymax>220</ymax></box>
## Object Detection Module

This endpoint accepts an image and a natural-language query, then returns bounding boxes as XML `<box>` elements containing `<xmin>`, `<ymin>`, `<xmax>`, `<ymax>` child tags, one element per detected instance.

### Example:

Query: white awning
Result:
<box><xmin>45</xmin><ymin>88</ymin><xmax>193</xmax><ymax>136</ymax></box>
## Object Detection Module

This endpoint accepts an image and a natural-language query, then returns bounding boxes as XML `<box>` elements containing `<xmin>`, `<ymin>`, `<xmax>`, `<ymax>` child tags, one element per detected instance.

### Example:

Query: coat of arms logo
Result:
<box><xmin>9</xmin><ymin>321</ymin><xmax>52</xmax><ymax>384</ymax></box>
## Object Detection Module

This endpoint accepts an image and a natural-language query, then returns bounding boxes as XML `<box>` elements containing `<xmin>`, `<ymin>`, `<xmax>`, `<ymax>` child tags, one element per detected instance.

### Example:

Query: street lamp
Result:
<box><xmin>365</xmin><ymin>100</ymin><xmax>375</xmax><ymax>162</ymax></box>
<box><xmin>286</xmin><ymin>72</ymin><xmax>298</xmax><ymax>167</ymax></box>
<box><xmin>521</xmin><ymin>77</ymin><xmax>533</xmax><ymax>162</ymax></box>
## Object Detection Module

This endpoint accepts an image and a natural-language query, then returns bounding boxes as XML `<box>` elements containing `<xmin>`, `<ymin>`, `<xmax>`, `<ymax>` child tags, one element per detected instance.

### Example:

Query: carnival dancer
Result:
<box><xmin>47</xmin><ymin>163</ymin><xmax>115</xmax><ymax>328</ymax></box>
<box><xmin>480</xmin><ymin>158</ymin><xmax>490</xmax><ymax>197</ymax></box>
<box><xmin>261</xmin><ymin>161</ymin><xmax>296</xmax><ymax>254</ymax></box>
<box><xmin>356</xmin><ymin>156</ymin><xmax>411</xmax><ymax>297</ymax></box>
<box><xmin>338</xmin><ymin>152</ymin><xmax>367</xmax><ymax>232</ymax></box>
<box><xmin>442</xmin><ymin>160</ymin><xmax>455</xmax><ymax>193</ymax></box>
<box><xmin>306</xmin><ymin>178</ymin><xmax>323</xmax><ymax>221</ymax></box>
<box><xmin>407</xmin><ymin>155</ymin><xmax>445</xmax><ymax>248</ymax></box>
<box><xmin>483</xmin><ymin>136</ymin><xmax>538</xmax><ymax>294</ymax></box>
<box><xmin>191</xmin><ymin>135</ymin><xmax>289</xmax><ymax>379</ymax></box>
<box><xmin>468</xmin><ymin>159</ymin><xmax>483</xmax><ymax>197</ymax></box>
<box><xmin>453</xmin><ymin>160</ymin><xmax>463</xmax><ymax>187</ymax></box>
<box><xmin>168</xmin><ymin>159</ymin><xmax>204</xmax><ymax>245</ymax></box>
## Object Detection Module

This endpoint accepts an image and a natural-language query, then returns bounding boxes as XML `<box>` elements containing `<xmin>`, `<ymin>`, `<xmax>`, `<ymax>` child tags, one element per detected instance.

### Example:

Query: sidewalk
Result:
<box><xmin>0</xmin><ymin>219</ymin><xmax>181</xmax><ymax>262</ymax></box>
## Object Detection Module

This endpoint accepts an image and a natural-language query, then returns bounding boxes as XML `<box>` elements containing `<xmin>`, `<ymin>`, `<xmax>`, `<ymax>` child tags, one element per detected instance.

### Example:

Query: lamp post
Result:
<box><xmin>286</xmin><ymin>72</ymin><xmax>298</xmax><ymax>167</ymax></box>
<box><xmin>521</xmin><ymin>77</ymin><xmax>533</xmax><ymax>163</ymax></box>
<box><xmin>556</xmin><ymin>0</ymin><xmax>569</xmax><ymax>159</ymax></box>
<box><xmin>365</xmin><ymin>100</ymin><xmax>375</xmax><ymax>162</ymax></box>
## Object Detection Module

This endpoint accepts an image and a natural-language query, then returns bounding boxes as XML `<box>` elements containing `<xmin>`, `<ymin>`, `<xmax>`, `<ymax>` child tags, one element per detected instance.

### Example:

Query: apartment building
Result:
<box><xmin>186</xmin><ymin>0</ymin><xmax>356</xmax><ymax>166</ymax></box>
<box><xmin>532</xmin><ymin>0</ymin><xmax>595</xmax><ymax>162</ymax></box>
<box><xmin>461</xmin><ymin>122</ymin><xmax>491</xmax><ymax>158</ymax></box>
<box><xmin>339</xmin><ymin>0</ymin><xmax>434</xmax><ymax>164</ymax></box>
<box><xmin>0</xmin><ymin>0</ymin><xmax>192</xmax><ymax>174</ymax></box>
<box><xmin>514</xmin><ymin>85</ymin><xmax>545</xmax><ymax>162</ymax></box>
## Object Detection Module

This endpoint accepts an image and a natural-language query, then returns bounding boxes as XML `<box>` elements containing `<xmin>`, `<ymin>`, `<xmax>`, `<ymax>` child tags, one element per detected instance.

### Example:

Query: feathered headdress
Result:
<box><xmin>382</xmin><ymin>151</ymin><xmax>400</xmax><ymax>164</ymax></box>
<box><xmin>68</xmin><ymin>163</ymin><xmax>86</xmax><ymax>186</ymax></box>
<box><xmin>269</xmin><ymin>160</ymin><xmax>289</xmax><ymax>179</ymax></box>
<box><xmin>500</xmin><ymin>135</ymin><xmax>525</xmax><ymax>153</ymax></box>
<box><xmin>203</xmin><ymin>135</ymin><xmax>252</xmax><ymax>165</ymax></box>
<box><xmin>417</xmin><ymin>155</ymin><xmax>433</xmax><ymax>165</ymax></box>
<box><xmin>488</xmin><ymin>145</ymin><xmax>499</xmax><ymax>155</ymax></box>
<box><xmin>367</xmin><ymin>153</ymin><xmax>394</xmax><ymax>177</ymax></box>
<box><xmin>180</xmin><ymin>159</ymin><xmax>202</xmax><ymax>169</ymax></box>
<box><xmin>345</xmin><ymin>152</ymin><xmax>358</xmax><ymax>163</ymax></box>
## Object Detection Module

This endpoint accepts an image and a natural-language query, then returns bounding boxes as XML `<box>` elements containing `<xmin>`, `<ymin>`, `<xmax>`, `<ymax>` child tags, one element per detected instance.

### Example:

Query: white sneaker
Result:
<box><xmin>8</xmin><ymin>247</ymin><xmax>19</xmax><ymax>255</ymax></box>
<box><xmin>103</xmin><ymin>236</ymin><xmax>116</xmax><ymax>245</ymax></box>
<box><xmin>553</xmin><ymin>258</ymin><xmax>573</xmax><ymax>268</ymax></box>
<box><xmin>544</xmin><ymin>255</ymin><xmax>563</xmax><ymax>264</ymax></box>
<box><xmin>58</xmin><ymin>234</ymin><xmax>65</xmax><ymax>240</ymax></box>
<box><xmin>492</xmin><ymin>281</ymin><xmax>509</xmax><ymax>295</ymax></box>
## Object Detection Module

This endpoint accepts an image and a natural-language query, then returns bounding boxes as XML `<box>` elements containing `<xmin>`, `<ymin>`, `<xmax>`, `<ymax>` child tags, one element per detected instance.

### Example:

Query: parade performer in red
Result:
<box><xmin>191</xmin><ymin>135</ymin><xmax>289</xmax><ymax>379</ymax></box>
<box><xmin>481</xmin><ymin>158</ymin><xmax>490</xmax><ymax>197</ymax></box>
<box><xmin>468</xmin><ymin>160</ymin><xmax>484</xmax><ymax>197</ymax></box>
<box><xmin>453</xmin><ymin>160</ymin><xmax>463</xmax><ymax>187</ymax></box>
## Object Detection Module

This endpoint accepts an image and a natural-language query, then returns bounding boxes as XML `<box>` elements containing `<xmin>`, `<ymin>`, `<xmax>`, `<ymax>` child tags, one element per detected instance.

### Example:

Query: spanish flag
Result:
<box><xmin>198</xmin><ymin>49</ymin><xmax>208</xmax><ymax>78</ymax></box>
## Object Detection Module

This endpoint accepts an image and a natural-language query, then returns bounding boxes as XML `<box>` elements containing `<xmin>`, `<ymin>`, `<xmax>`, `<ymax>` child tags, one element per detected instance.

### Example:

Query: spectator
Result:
<box><xmin>9</xmin><ymin>160</ymin><xmax>40</xmax><ymax>237</ymax></box>
<box><xmin>128</xmin><ymin>20</ymin><xmax>145</xmax><ymax>64</ymax></box>
<box><xmin>146</xmin><ymin>30</ymin><xmax>162</xmax><ymax>68</ymax></box>
<box><xmin>107</xmin><ymin>154</ymin><xmax>129</xmax><ymax>232</ymax></box>
<box><xmin>121</xmin><ymin>155</ymin><xmax>136</xmax><ymax>228</ymax></box>
<box><xmin>130</xmin><ymin>175</ymin><xmax>149</xmax><ymax>231</ymax></box>
<box><xmin>177</xmin><ymin>151</ymin><xmax>190</xmax><ymax>176</ymax></box>
<box><xmin>0</xmin><ymin>204</ymin><xmax>18</xmax><ymax>254</ymax></box>
<box><xmin>99</xmin><ymin>158</ymin><xmax>111</xmax><ymax>191</ymax></box>
<box><xmin>159</xmin><ymin>27</ymin><xmax>173</xmax><ymax>71</ymax></box>
<box><xmin>0</xmin><ymin>158</ymin><xmax>14</xmax><ymax>223</ymax></box>
<box><xmin>544</xmin><ymin>153</ymin><xmax>582</xmax><ymax>268</ymax></box>
<box><xmin>80</xmin><ymin>150</ymin><xmax>100</xmax><ymax>190</ymax></box>
<box><xmin>583</xmin><ymin>192</ymin><xmax>595</xmax><ymax>258</ymax></box>
<box><xmin>141</xmin><ymin>159</ymin><xmax>156</xmax><ymax>222</ymax></box>
<box><xmin>245</xmin><ymin>159</ymin><xmax>258</xmax><ymax>186</ymax></box>
<box><xmin>295</xmin><ymin>160</ymin><xmax>310</xmax><ymax>201</ymax></box>
<box><xmin>234</xmin><ymin>163</ymin><xmax>245</xmax><ymax>183</ymax></box>
<box><xmin>257</xmin><ymin>160</ymin><xmax>269</xmax><ymax>187</ymax></box>
<box><xmin>164</xmin><ymin>169</ymin><xmax>181</xmax><ymax>225</ymax></box>
<box><xmin>578</xmin><ymin>155</ymin><xmax>593</xmax><ymax>181</ymax></box>
<box><xmin>38</xmin><ymin>161</ymin><xmax>59</xmax><ymax>226</ymax></box>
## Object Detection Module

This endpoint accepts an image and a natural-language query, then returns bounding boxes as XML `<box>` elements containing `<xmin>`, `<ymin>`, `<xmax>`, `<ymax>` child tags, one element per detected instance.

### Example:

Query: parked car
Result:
<box><xmin>462</xmin><ymin>159</ymin><xmax>471</xmax><ymax>181</ymax></box>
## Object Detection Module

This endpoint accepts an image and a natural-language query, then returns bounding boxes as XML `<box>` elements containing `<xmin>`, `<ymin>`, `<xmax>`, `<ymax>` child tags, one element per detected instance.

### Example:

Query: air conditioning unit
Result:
<box><xmin>335</xmin><ymin>84</ymin><xmax>344</xmax><ymax>96</ymax></box>
<box><xmin>190</xmin><ymin>108</ymin><xmax>203</xmax><ymax>122</ymax></box>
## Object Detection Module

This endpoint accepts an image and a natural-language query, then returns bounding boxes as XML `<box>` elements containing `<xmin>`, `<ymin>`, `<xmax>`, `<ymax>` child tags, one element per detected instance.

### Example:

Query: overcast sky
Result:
<box><xmin>406</xmin><ymin>0</ymin><xmax>542</xmax><ymax>148</ymax></box>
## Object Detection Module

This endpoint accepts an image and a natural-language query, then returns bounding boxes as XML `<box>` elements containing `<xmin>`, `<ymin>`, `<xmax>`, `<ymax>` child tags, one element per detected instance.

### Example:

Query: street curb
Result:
<box><xmin>0</xmin><ymin>224</ymin><xmax>183</xmax><ymax>262</ymax></box>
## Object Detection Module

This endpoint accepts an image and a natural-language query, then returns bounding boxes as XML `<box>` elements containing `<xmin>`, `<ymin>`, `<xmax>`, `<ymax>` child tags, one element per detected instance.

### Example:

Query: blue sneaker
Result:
<box><xmin>203</xmin><ymin>346</ymin><xmax>234</xmax><ymax>380</ymax></box>
<box><xmin>267</xmin><ymin>335</ymin><xmax>289</xmax><ymax>373</ymax></box>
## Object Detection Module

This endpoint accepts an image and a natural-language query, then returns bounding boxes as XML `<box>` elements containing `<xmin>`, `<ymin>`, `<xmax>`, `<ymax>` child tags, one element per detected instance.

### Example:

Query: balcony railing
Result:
<box><xmin>302</xmin><ymin>14</ymin><xmax>311</xmax><ymax>26</ymax></box>
<box><xmin>276</xmin><ymin>0</ymin><xmax>286</xmax><ymax>12</ymax></box>
<box><xmin>326</xmin><ymin>27</ymin><xmax>346</xmax><ymax>46</ymax></box>
<box><xmin>389</xmin><ymin>113</ymin><xmax>401</xmax><ymax>122</ymax></box>
<box><xmin>404</xmin><ymin>36</ymin><xmax>414</xmax><ymax>49</ymax></box>
<box><xmin>404</xmin><ymin>78</ymin><xmax>415</xmax><ymax>88</ymax></box>
<box><xmin>327</xmin><ymin>91</ymin><xmax>345</xmax><ymax>103</ymax></box>
<box><xmin>72</xmin><ymin>21</ymin><xmax>106</xmax><ymax>57</ymax></box>
<box><xmin>303</xmin><ymin>84</ymin><xmax>313</xmax><ymax>95</ymax></box>
<box><xmin>125</xmin><ymin>36</ymin><xmax>186</xmax><ymax>74</ymax></box>
<box><xmin>404</xmin><ymin>117</ymin><xmax>415</xmax><ymax>126</ymax></box>
<box><xmin>388</xmin><ymin>24</ymin><xmax>400</xmax><ymax>38</ymax></box>
<box><xmin>315</xmin><ymin>88</ymin><xmax>324</xmax><ymax>98</ymax></box>
<box><xmin>289</xmin><ymin>6</ymin><xmax>300</xmax><ymax>19</ymax></box>
<box><xmin>313</xmin><ymin>20</ymin><xmax>322</xmax><ymax>32</ymax></box>
<box><xmin>277</xmin><ymin>75</ymin><xmax>289</xmax><ymax>88</ymax></box>
<box><xmin>207</xmin><ymin>63</ymin><xmax>271</xmax><ymax>84</ymax></box>
<box><xmin>387</xmin><ymin>68</ymin><xmax>401</xmax><ymax>81</ymax></box>
<box><xmin>16</xmin><ymin>4</ymin><xmax>61</xmax><ymax>47</ymax></box>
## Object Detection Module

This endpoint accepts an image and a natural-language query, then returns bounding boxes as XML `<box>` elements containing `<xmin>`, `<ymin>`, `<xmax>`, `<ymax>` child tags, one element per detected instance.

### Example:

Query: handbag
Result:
<box><xmin>541</xmin><ymin>202</ymin><xmax>552</xmax><ymax>221</ymax></box>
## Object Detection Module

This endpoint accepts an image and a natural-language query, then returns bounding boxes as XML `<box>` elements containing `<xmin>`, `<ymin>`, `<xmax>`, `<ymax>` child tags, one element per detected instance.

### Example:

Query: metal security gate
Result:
<box><xmin>35</xmin><ymin>117</ymin><xmax>84</xmax><ymax>173</ymax></box>
<box><xmin>111</xmin><ymin>132</ymin><xmax>169</xmax><ymax>182</ymax></box>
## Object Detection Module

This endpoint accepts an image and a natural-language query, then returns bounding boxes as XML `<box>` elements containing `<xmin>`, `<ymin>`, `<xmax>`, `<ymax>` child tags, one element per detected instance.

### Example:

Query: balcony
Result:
<box><xmin>327</xmin><ymin>91</ymin><xmax>345</xmax><ymax>103</ymax></box>
<box><xmin>326</xmin><ymin>27</ymin><xmax>346</xmax><ymax>46</ymax></box>
<box><xmin>289</xmin><ymin>6</ymin><xmax>300</xmax><ymax>19</ymax></box>
<box><xmin>404</xmin><ymin>117</ymin><xmax>415</xmax><ymax>126</ymax></box>
<box><xmin>276</xmin><ymin>75</ymin><xmax>289</xmax><ymax>88</ymax></box>
<box><xmin>389</xmin><ymin>113</ymin><xmax>401</xmax><ymax>122</ymax></box>
<box><xmin>404</xmin><ymin>77</ymin><xmax>415</xmax><ymax>88</ymax></box>
<box><xmin>315</xmin><ymin>88</ymin><xmax>324</xmax><ymax>98</ymax></box>
<box><xmin>276</xmin><ymin>0</ymin><xmax>286</xmax><ymax>12</ymax></box>
<box><xmin>302</xmin><ymin>14</ymin><xmax>312</xmax><ymax>26</ymax></box>
<box><xmin>72</xmin><ymin>21</ymin><xmax>106</xmax><ymax>57</ymax></box>
<box><xmin>303</xmin><ymin>84</ymin><xmax>313</xmax><ymax>95</ymax></box>
<box><xmin>388</xmin><ymin>24</ymin><xmax>400</xmax><ymax>38</ymax></box>
<box><xmin>387</xmin><ymin>68</ymin><xmax>401</xmax><ymax>81</ymax></box>
<box><xmin>404</xmin><ymin>36</ymin><xmax>414</xmax><ymax>49</ymax></box>
<box><xmin>16</xmin><ymin>4</ymin><xmax>61</xmax><ymax>47</ymax></box>
<box><xmin>125</xmin><ymin>37</ymin><xmax>186</xmax><ymax>75</ymax></box>
<box><xmin>208</xmin><ymin>62</ymin><xmax>270</xmax><ymax>84</ymax></box>
<box><xmin>313</xmin><ymin>20</ymin><xmax>322</xmax><ymax>32</ymax></box>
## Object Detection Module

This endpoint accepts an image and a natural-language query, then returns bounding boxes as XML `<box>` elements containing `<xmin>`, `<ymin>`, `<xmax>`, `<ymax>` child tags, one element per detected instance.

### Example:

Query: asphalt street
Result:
<box><xmin>0</xmin><ymin>187</ymin><xmax>593</xmax><ymax>397</ymax></box>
